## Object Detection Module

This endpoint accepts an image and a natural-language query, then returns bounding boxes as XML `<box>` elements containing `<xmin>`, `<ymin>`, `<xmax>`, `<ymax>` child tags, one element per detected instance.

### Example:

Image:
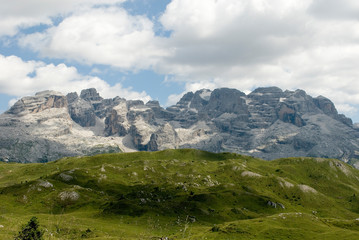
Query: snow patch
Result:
<box><xmin>218</xmin><ymin>113</ymin><xmax>237</xmax><ymax>120</ymax></box>
<box><xmin>131</xmin><ymin>106</ymin><xmax>151</xmax><ymax>112</ymax></box>
<box><xmin>189</xmin><ymin>108</ymin><xmax>198</xmax><ymax>113</ymax></box>
<box><xmin>199</xmin><ymin>90</ymin><xmax>211</xmax><ymax>101</ymax></box>
<box><xmin>247</xmin><ymin>149</ymin><xmax>261</xmax><ymax>153</ymax></box>
<box><xmin>276</xmin><ymin>133</ymin><xmax>298</xmax><ymax>142</ymax></box>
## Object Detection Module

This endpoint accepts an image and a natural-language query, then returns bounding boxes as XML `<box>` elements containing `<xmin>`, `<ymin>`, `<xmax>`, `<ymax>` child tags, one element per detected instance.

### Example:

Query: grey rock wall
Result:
<box><xmin>1</xmin><ymin>86</ymin><xmax>359</xmax><ymax>166</ymax></box>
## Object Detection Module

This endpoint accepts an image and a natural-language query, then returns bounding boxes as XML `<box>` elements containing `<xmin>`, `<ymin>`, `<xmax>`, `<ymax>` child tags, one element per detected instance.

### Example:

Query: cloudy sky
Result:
<box><xmin>1</xmin><ymin>0</ymin><xmax>359</xmax><ymax>121</ymax></box>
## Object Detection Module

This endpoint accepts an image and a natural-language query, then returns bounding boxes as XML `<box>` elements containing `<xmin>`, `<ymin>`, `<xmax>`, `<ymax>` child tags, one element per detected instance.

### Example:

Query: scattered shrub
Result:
<box><xmin>14</xmin><ymin>216</ymin><xmax>44</xmax><ymax>240</ymax></box>
<box><xmin>211</xmin><ymin>225</ymin><xmax>220</xmax><ymax>232</ymax></box>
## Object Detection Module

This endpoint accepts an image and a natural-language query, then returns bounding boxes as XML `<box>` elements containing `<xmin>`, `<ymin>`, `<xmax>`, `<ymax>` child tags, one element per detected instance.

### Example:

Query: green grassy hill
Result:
<box><xmin>1</xmin><ymin>149</ymin><xmax>359</xmax><ymax>239</ymax></box>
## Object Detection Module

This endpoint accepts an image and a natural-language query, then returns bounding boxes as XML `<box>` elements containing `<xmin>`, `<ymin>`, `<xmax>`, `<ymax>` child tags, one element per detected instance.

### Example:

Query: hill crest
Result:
<box><xmin>1</xmin><ymin>150</ymin><xmax>359</xmax><ymax>239</ymax></box>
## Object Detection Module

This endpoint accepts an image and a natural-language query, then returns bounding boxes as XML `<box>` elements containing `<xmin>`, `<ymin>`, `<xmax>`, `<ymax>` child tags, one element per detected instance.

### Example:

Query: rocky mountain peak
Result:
<box><xmin>127</xmin><ymin>100</ymin><xmax>145</xmax><ymax>108</ymax></box>
<box><xmin>205</xmin><ymin>88</ymin><xmax>247</xmax><ymax>118</ymax></box>
<box><xmin>313</xmin><ymin>95</ymin><xmax>338</xmax><ymax>116</ymax></box>
<box><xmin>312</xmin><ymin>95</ymin><xmax>352</xmax><ymax>127</ymax></box>
<box><xmin>175</xmin><ymin>92</ymin><xmax>195</xmax><ymax>109</ymax></box>
<box><xmin>1</xmin><ymin>86</ymin><xmax>359</xmax><ymax>167</ymax></box>
<box><xmin>66</xmin><ymin>92</ymin><xmax>79</xmax><ymax>104</ymax></box>
<box><xmin>195</xmin><ymin>89</ymin><xmax>211</xmax><ymax>101</ymax></box>
<box><xmin>80</xmin><ymin>88</ymin><xmax>103</xmax><ymax>102</ymax></box>
<box><xmin>251</xmin><ymin>86</ymin><xmax>283</xmax><ymax>94</ymax></box>
<box><xmin>146</xmin><ymin>100</ymin><xmax>160</xmax><ymax>108</ymax></box>
<box><xmin>7</xmin><ymin>91</ymin><xmax>67</xmax><ymax>115</ymax></box>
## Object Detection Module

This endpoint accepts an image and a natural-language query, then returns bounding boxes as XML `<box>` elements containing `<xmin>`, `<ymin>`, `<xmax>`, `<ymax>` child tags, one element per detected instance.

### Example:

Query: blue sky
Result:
<box><xmin>0</xmin><ymin>0</ymin><xmax>178</xmax><ymax>109</ymax></box>
<box><xmin>1</xmin><ymin>0</ymin><xmax>359</xmax><ymax>122</ymax></box>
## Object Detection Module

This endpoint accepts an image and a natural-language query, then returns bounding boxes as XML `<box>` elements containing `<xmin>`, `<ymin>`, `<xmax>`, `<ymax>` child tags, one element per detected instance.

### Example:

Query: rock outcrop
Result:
<box><xmin>1</xmin><ymin>87</ymin><xmax>359</xmax><ymax>166</ymax></box>
<box><xmin>0</xmin><ymin>90</ymin><xmax>128</xmax><ymax>163</ymax></box>
<box><xmin>8</xmin><ymin>91</ymin><xmax>67</xmax><ymax>115</ymax></box>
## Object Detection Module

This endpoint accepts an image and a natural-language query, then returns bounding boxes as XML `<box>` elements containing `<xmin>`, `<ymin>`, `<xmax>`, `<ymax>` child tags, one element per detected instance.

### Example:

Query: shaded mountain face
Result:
<box><xmin>1</xmin><ymin>87</ymin><xmax>359</xmax><ymax>166</ymax></box>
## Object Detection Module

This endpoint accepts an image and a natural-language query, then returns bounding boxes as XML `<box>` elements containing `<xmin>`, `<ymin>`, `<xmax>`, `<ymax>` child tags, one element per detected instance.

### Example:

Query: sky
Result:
<box><xmin>1</xmin><ymin>0</ymin><xmax>359</xmax><ymax>121</ymax></box>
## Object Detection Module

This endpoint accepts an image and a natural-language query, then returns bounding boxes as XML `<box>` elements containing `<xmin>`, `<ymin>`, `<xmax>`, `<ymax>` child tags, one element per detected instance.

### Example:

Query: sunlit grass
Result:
<box><xmin>1</xmin><ymin>149</ymin><xmax>359</xmax><ymax>239</ymax></box>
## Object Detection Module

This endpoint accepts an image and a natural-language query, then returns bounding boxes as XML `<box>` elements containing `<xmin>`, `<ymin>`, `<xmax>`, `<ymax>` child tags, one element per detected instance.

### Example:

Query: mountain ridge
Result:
<box><xmin>1</xmin><ymin>87</ymin><xmax>359</xmax><ymax>166</ymax></box>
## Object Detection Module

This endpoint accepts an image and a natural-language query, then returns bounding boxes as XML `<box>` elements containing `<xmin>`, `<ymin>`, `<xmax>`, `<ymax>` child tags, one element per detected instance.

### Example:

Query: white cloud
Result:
<box><xmin>166</xmin><ymin>81</ymin><xmax>218</xmax><ymax>106</ymax></box>
<box><xmin>20</xmin><ymin>7</ymin><xmax>169</xmax><ymax>71</ymax></box>
<box><xmin>0</xmin><ymin>0</ymin><xmax>126</xmax><ymax>37</ymax></box>
<box><xmin>159</xmin><ymin>0</ymin><xmax>312</xmax><ymax>68</ymax></box>
<box><xmin>8</xmin><ymin>98</ymin><xmax>19</xmax><ymax>108</ymax></box>
<box><xmin>157</xmin><ymin>0</ymin><xmax>359</xmax><ymax>118</ymax></box>
<box><xmin>309</xmin><ymin>0</ymin><xmax>359</xmax><ymax>20</ymax></box>
<box><xmin>0</xmin><ymin>54</ymin><xmax>151</xmax><ymax>102</ymax></box>
<box><xmin>336</xmin><ymin>104</ymin><xmax>358</xmax><ymax>115</ymax></box>
<box><xmin>8</xmin><ymin>0</ymin><xmax>359</xmax><ymax>119</ymax></box>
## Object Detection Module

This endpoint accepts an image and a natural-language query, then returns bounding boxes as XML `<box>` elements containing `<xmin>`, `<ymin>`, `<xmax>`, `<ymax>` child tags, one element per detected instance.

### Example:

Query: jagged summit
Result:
<box><xmin>1</xmin><ymin>87</ymin><xmax>359</xmax><ymax>166</ymax></box>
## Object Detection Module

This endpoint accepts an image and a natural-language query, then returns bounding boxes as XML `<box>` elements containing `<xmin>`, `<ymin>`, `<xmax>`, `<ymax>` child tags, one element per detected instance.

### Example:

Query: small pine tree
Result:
<box><xmin>14</xmin><ymin>216</ymin><xmax>44</xmax><ymax>240</ymax></box>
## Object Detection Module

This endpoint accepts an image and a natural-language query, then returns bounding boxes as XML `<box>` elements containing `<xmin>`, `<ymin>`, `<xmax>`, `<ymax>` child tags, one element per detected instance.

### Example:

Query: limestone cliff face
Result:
<box><xmin>1</xmin><ymin>87</ymin><xmax>359</xmax><ymax>167</ymax></box>
<box><xmin>147</xmin><ymin>123</ymin><xmax>179</xmax><ymax>151</ymax></box>
<box><xmin>8</xmin><ymin>91</ymin><xmax>67</xmax><ymax>115</ymax></box>
<box><xmin>0</xmin><ymin>90</ymin><xmax>124</xmax><ymax>163</ymax></box>
<box><xmin>276</xmin><ymin>103</ymin><xmax>305</xmax><ymax>127</ymax></box>
<box><xmin>104</xmin><ymin>109</ymin><xmax>127</xmax><ymax>137</ymax></box>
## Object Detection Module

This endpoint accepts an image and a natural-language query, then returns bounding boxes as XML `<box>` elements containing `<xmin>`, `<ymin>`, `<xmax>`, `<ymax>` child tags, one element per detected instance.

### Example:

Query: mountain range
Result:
<box><xmin>1</xmin><ymin>87</ymin><xmax>359</xmax><ymax>167</ymax></box>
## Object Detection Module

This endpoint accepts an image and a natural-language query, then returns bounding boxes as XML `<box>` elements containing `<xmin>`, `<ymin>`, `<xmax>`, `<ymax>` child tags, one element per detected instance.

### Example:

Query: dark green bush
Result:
<box><xmin>14</xmin><ymin>216</ymin><xmax>44</xmax><ymax>240</ymax></box>
<box><xmin>211</xmin><ymin>225</ymin><xmax>220</xmax><ymax>232</ymax></box>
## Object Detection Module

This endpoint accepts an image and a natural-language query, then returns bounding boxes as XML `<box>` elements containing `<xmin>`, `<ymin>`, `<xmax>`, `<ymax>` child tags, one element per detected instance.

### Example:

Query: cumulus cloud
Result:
<box><xmin>0</xmin><ymin>0</ymin><xmax>126</xmax><ymax>37</ymax></box>
<box><xmin>166</xmin><ymin>81</ymin><xmax>219</xmax><ymax>106</ymax></box>
<box><xmin>0</xmin><ymin>54</ymin><xmax>151</xmax><ymax>102</ymax></box>
<box><xmin>159</xmin><ymin>0</ymin><xmax>312</xmax><ymax>68</ymax></box>
<box><xmin>20</xmin><ymin>7</ymin><xmax>169</xmax><ymax>71</ymax></box>
<box><xmin>157</xmin><ymin>0</ymin><xmax>359</xmax><ymax>117</ymax></box>
<box><xmin>309</xmin><ymin>0</ymin><xmax>359</xmax><ymax>20</ymax></box>
<box><xmin>7</xmin><ymin>0</ymin><xmax>359</xmax><ymax>119</ymax></box>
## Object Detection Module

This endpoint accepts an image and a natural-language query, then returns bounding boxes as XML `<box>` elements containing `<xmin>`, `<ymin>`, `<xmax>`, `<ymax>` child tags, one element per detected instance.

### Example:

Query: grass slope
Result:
<box><xmin>0</xmin><ymin>149</ymin><xmax>359</xmax><ymax>239</ymax></box>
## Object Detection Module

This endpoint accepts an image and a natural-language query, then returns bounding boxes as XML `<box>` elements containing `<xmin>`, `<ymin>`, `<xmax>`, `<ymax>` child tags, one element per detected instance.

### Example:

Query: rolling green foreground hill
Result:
<box><xmin>1</xmin><ymin>149</ymin><xmax>359</xmax><ymax>239</ymax></box>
